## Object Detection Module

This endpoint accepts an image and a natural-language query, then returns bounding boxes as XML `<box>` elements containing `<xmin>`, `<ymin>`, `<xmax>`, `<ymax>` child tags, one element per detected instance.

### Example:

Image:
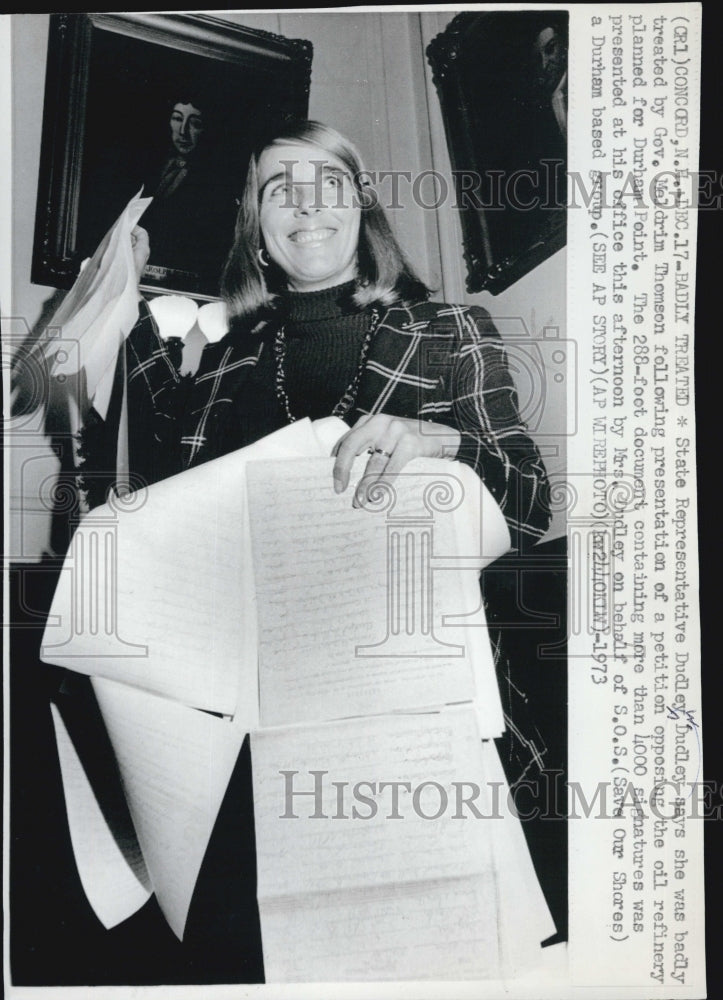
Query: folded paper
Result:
<box><xmin>41</xmin><ymin>418</ymin><xmax>553</xmax><ymax>971</ymax></box>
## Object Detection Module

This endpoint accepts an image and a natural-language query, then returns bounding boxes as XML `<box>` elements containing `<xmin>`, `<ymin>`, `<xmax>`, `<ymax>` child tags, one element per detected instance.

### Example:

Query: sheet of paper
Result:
<box><xmin>91</xmin><ymin>677</ymin><xmax>246</xmax><ymax>940</ymax></box>
<box><xmin>253</xmin><ymin>709</ymin><xmax>494</xmax><ymax>897</ymax></box>
<box><xmin>258</xmin><ymin>876</ymin><xmax>500</xmax><ymax>982</ymax></box>
<box><xmin>481</xmin><ymin>740</ymin><xmax>558</xmax><ymax>974</ymax></box>
<box><xmin>433</xmin><ymin>460</ymin><xmax>510</xmax><ymax>735</ymax></box>
<box><xmin>252</xmin><ymin>708</ymin><xmax>508</xmax><ymax>980</ymax></box>
<box><xmin>311</xmin><ymin>417</ymin><xmax>511</xmax><ymax>734</ymax></box>
<box><xmin>246</xmin><ymin>455</ymin><xmax>509</xmax><ymax>730</ymax></box>
<box><xmin>309</xmin><ymin>413</ymin><xmax>350</xmax><ymax>454</ymax></box>
<box><xmin>40</xmin><ymin>419</ymin><xmax>322</xmax><ymax>717</ymax></box>
<box><xmin>50</xmin><ymin>703</ymin><xmax>152</xmax><ymax>929</ymax></box>
<box><xmin>42</xmin><ymin>190</ymin><xmax>153</xmax><ymax>419</ymax></box>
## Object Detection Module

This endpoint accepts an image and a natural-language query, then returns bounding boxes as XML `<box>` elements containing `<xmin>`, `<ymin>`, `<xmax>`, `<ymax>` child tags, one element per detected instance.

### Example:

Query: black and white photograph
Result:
<box><xmin>3</xmin><ymin>5</ymin><xmax>706</xmax><ymax>998</ymax></box>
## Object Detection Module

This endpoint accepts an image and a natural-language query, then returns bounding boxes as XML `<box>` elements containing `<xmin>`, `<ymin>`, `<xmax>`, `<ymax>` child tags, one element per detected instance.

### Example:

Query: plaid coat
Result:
<box><xmin>125</xmin><ymin>297</ymin><xmax>551</xmax><ymax>550</ymax></box>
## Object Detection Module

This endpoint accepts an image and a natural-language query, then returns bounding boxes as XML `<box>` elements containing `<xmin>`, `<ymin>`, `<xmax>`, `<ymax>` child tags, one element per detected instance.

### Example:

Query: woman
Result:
<box><xmin>122</xmin><ymin>119</ymin><xmax>550</xmax><ymax>551</ymax></box>
<box><xmin>79</xmin><ymin>120</ymin><xmax>555</xmax><ymax>979</ymax></box>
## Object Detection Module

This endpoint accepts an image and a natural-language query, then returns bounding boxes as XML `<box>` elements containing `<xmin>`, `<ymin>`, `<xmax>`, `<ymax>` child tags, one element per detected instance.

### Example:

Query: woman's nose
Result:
<box><xmin>179</xmin><ymin>118</ymin><xmax>189</xmax><ymax>136</ymax></box>
<box><xmin>292</xmin><ymin>183</ymin><xmax>321</xmax><ymax>214</ymax></box>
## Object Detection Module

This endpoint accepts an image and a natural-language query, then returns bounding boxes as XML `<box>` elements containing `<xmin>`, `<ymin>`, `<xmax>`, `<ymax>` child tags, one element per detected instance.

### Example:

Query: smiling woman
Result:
<box><xmin>83</xmin><ymin>119</ymin><xmax>551</xmax><ymax>552</ymax></box>
<box><xmin>258</xmin><ymin>146</ymin><xmax>361</xmax><ymax>291</ymax></box>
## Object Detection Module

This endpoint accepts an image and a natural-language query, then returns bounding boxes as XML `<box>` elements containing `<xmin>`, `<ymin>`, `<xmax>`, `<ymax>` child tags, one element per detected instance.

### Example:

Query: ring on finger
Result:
<box><xmin>373</xmin><ymin>447</ymin><xmax>392</xmax><ymax>458</ymax></box>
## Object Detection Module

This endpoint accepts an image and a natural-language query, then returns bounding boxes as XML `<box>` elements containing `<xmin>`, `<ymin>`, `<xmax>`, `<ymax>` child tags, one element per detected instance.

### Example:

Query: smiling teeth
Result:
<box><xmin>290</xmin><ymin>229</ymin><xmax>334</xmax><ymax>245</ymax></box>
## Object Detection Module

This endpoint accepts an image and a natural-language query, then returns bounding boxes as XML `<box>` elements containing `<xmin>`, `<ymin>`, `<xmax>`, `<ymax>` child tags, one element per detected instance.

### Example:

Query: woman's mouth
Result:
<box><xmin>289</xmin><ymin>228</ymin><xmax>335</xmax><ymax>245</ymax></box>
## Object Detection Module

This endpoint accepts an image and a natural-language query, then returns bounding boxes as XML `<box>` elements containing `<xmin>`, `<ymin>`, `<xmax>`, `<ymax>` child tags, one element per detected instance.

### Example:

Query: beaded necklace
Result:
<box><xmin>273</xmin><ymin>306</ymin><xmax>381</xmax><ymax>422</ymax></box>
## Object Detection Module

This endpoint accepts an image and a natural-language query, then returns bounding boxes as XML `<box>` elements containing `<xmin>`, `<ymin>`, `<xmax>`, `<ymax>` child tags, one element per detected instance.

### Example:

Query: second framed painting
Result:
<box><xmin>428</xmin><ymin>10</ymin><xmax>568</xmax><ymax>294</ymax></box>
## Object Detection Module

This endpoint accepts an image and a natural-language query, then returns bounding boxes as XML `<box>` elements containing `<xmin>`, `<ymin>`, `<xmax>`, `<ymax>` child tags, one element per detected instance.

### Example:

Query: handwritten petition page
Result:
<box><xmin>305</xmin><ymin>421</ymin><xmax>511</xmax><ymax>733</ymax></box>
<box><xmin>247</xmin><ymin>456</ymin><xmax>491</xmax><ymax>727</ymax></box>
<box><xmin>41</xmin><ymin>419</ymin><xmax>322</xmax><ymax>716</ymax></box>
<box><xmin>252</xmin><ymin>707</ymin><xmax>502</xmax><ymax>981</ymax></box>
<box><xmin>91</xmin><ymin>677</ymin><xmax>245</xmax><ymax>940</ymax></box>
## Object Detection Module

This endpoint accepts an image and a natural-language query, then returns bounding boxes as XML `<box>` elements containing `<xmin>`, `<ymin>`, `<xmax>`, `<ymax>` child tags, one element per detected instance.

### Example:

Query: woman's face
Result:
<box><xmin>257</xmin><ymin>142</ymin><xmax>361</xmax><ymax>292</ymax></box>
<box><xmin>170</xmin><ymin>103</ymin><xmax>204</xmax><ymax>156</ymax></box>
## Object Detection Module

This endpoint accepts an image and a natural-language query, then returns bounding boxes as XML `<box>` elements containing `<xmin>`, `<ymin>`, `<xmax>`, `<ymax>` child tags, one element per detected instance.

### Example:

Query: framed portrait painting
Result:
<box><xmin>427</xmin><ymin>10</ymin><xmax>568</xmax><ymax>294</ymax></box>
<box><xmin>32</xmin><ymin>13</ymin><xmax>313</xmax><ymax>300</ymax></box>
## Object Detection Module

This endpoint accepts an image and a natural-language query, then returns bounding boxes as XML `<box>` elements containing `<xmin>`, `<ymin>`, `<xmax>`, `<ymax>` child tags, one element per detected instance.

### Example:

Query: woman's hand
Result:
<box><xmin>332</xmin><ymin>414</ymin><xmax>462</xmax><ymax>497</ymax></box>
<box><xmin>130</xmin><ymin>226</ymin><xmax>151</xmax><ymax>283</ymax></box>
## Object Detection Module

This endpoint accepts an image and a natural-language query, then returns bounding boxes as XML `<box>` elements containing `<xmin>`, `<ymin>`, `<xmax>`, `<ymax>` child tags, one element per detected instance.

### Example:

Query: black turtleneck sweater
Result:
<box><xmin>218</xmin><ymin>281</ymin><xmax>373</xmax><ymax>456</ymax></box>
<box><xmin>279</xmin><ymin>280</ymin><xmax>371</xmax><ymax>420</ymax></box>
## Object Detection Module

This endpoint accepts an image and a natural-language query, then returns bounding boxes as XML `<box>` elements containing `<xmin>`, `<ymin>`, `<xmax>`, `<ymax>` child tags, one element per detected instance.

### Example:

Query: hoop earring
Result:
<box><xmin>258</xmin><ymin>248</ymin><xmax>270</xmax><ymax>269</ymax></box>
